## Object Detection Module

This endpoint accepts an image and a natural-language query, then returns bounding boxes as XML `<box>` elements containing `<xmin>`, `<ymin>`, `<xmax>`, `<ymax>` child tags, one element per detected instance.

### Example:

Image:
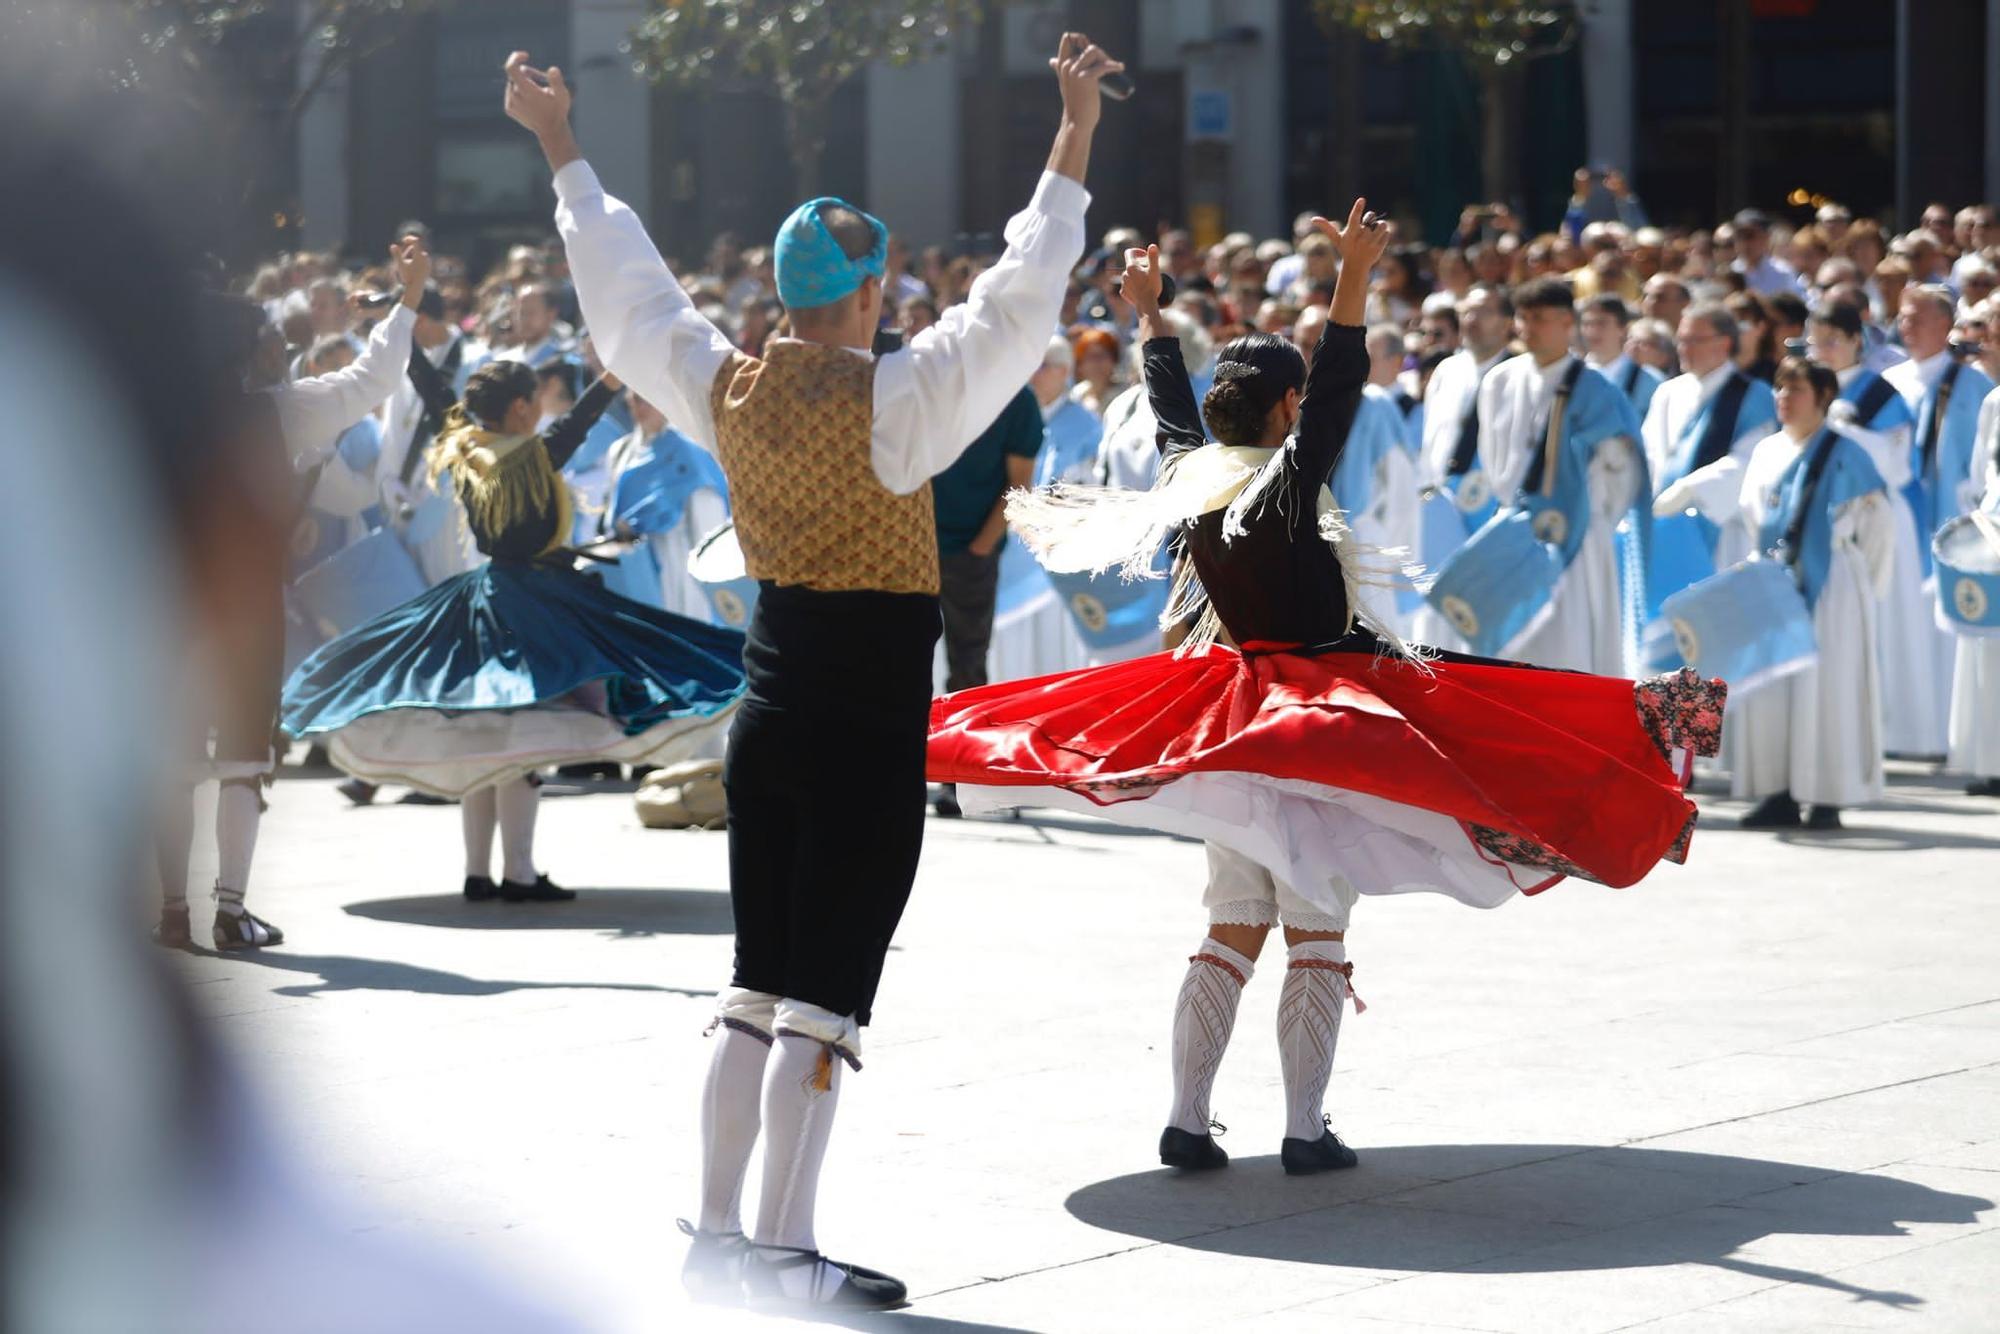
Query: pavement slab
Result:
<box><xmin>168</xmin><ymin>761</ymin><xmax>2000</xmax><ymax>1331</ymax></box>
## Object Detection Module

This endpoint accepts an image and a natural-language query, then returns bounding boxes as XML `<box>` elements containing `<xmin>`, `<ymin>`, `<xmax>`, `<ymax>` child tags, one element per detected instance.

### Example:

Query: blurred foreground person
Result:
<box><xmin>0</xmin><ymin>43</ymin><xmax>574</xmax><ymax>1331</ymax></box>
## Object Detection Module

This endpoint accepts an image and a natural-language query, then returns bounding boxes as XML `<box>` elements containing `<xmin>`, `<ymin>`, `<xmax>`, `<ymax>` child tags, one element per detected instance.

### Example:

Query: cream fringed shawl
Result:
<box><xmin>427</xmin><ymin>418</ymin><xmax>574</xmax><ymax>559</ymax></box>
<box><xmin>1005</xmin><ymin>438</ymin><xmax>1427</xmax><ymax>662</ymax></box>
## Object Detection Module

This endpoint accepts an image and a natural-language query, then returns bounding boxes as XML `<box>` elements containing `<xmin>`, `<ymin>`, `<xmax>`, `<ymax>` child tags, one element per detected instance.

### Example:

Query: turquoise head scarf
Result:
<box><xmin>774</xmin><ymin>197</ymin><xmax>887</xmax><ymax>310</ymax></box>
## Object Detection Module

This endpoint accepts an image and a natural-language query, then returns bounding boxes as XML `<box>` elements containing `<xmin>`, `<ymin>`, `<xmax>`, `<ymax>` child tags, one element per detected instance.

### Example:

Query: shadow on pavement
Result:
<box><xmin>1066</xmin><ymin>1144</ymin><xmax>1991</xmax><ymax>1311</ymax></box>
<box><xmin>187</xmin><ymin>946</ymin><xmax>714</xmax><ymax>1000</ymax></box>
<box><xmin>1770</xmin><ymin>824</ymin><xmax>2000</xmax><ymax>853</ymax></box>
<box><xmin>343</xmin><ymin>888</ymin><xmax>735</xmax><ymax>936</ymax></box>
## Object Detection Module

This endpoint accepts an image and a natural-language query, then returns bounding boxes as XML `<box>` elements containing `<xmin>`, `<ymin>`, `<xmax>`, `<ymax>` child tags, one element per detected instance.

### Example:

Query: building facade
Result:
<box><xmin>268</xmin><ymin>0</ymin><xmax>1998</xmax><ymax>267</ymax></box>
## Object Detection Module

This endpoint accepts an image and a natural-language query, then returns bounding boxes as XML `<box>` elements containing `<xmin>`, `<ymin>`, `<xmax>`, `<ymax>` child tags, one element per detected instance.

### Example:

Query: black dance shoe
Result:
<box><xmin>1966</xmin><ymin>777</ymin><xmax>2000</xmax><ymax>797</ymax></box>
<box><xmin>1804</xmin><ymin>804</ymin><xmax>1844</xmax><ymax>831</ymax></box>
<box><xmin>1281</xmin><ymin>1118</ymin><xmax>1360</xmax><ymax>1176</ymax></box>
<box><xmin>1159</xmin><ymin>1122</ymin><xmax>1230</xmax><ymax>1170</ymax></box>
<box><xmin>462</xmin><ymin>875</ymin><xmax>498</xmax><ymax>902</ymax></box>
<box><xmin>1739</xmin><ymin>792</ymin><xmax>1802</xmax><ymax>829</ymax></box>
<box><xmin>153</xmin><ymin>904</ymin><xmax>192</xmax><ymax>950</ymax></box>
<box><xmin>741</xmin><ymin>1244</ymin><xmax>909</xmax><ymax>1311</ymax></box>
<box><xmin>676</xmin><ymin>1220</ymin><xmax>747</xmax><ymax>1305</ymax></box>
<box><xmin>500</xmin><ymin>874</ymin><xmax>575</xmax><ymax>902</ymax></box>
<box><xmin>213</xmin><ymin>907</ymin><xmax>284</xmax><ymax>950</ymax></box>
<box><xmin>336</xmin><ymin>778</ymin><xmax>378</xmax><ymax>807</ymax></box>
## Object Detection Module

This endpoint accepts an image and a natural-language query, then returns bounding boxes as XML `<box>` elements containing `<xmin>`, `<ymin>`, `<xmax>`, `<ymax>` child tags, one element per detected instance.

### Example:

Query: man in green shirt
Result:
<box><xmin>930</xmin><ymin>383</ymin><xmax>1044</xmax><ymax>814</ymax></box>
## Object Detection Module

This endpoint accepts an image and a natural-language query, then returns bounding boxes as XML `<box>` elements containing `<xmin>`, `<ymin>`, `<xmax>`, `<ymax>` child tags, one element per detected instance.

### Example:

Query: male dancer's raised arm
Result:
<box><xmin>505</xmin><ymin>52</ymin><xmax>735</xmax><ymax>452</ymax></box>
<box><xmin>505</xmin><ymin>38</ymin><xmax>1119</xmax><ymax>495</ymax></box>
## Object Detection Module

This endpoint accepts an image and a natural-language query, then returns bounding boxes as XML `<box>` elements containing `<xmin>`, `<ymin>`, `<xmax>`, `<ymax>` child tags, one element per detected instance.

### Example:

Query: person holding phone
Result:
<box><xmin>505</xmin><ymin>31</ymin><xmax>1120</xmax><ymax>1311</ymax></box>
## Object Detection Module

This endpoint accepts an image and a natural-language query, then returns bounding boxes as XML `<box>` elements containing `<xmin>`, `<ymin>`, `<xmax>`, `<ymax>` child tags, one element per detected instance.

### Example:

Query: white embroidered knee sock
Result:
<box><xmin>214</xmin><ymin>782</ymin><xmax>262</xmax><ymax>907</ymax></box>
<box><xmin>1168</xmin><ymin>938</ymin><xmax>1253</xmax><ymax>1135</ymax></box>
<box><xmin>753</xmin><ymin>1032</ymin><xmax>844</xmax><ymax>1254</ymax></box>
<box><xmin>461</xmin><ymin>785</ymin><xmax>497</xmax><ymax>880</ymax></box>
<box><xmin>1277</xmin><ymin>939</ymin><xmax>1348</xmax><ymax>1141</ymax></box>
<box><xmin>698</xmin><ymin>1011</ymin><xmax>774</xmax><ymax>1235</ymax></box>
<box><xmin>496</xmin><ymin>777</ymin><xmax>538</xmax><ymax>884</ymax></box>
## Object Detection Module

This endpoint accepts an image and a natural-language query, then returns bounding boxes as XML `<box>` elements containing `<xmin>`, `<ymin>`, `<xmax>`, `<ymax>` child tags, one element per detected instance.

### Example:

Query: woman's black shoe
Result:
<box><xmin>1281</xmin><ymin>1120</ymin><xmax>1360</xmax><ymax>1176</ymax></box>
<box><xmin>1739</xmin><ymin>792</ymin><xmax>1802</xmax><ymax>829</ymax></box>
<box><xmin>463</xmin><ymin>875</ymin><xmax>498</xmax><ymax>902</ymax></box>
<box><xmin>1159</xmin><ymin>1123</ymin><xmax>1229</xmax><ymax>1170</ymax></box>
<box><xmin>500</xmin><ymin>874</ymin><xmax>575</xmax><ymax>902</ymax></box>
<box><xmin>1966</xmin><ymin>777</ymin><xmax>2000</xmax><ymax>797</ymax></box>
<box><xmin>1804</xmin><ymin>804</ymin><xmax>1844</xmax><ymax>830</ymax></box>
<box><xmin>153</xmin><ymin>905</ymin><xmax>192</xmax><ymax>949</ymax></box>
<box><xmin>742</xmin><ymin>1245</ymin><xmax>908</xmax><ymax>1311</ymax></box>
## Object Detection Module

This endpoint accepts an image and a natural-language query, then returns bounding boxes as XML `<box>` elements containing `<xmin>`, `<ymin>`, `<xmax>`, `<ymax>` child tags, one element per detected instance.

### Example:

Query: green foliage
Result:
<box><xmin>627</xmin><ymin>0</ymin><xmax>981</xmax><ymax>100</ymax></box>
<box><xmin>42</xmin><ymin>1</ymin><xmax>438</xmax><ymax>94</ymax></box>
<box><xmin>1310</xmin><ymin>0</ymin><xmax>1577</xmax><ymax>66</ymax></box>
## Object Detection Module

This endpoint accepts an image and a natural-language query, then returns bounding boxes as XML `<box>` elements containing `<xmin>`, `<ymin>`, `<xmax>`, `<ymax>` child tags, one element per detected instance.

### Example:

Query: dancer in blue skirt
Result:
<box><xmin>282</xmin><ymin>360</ymin><xmax>748</xmax><ymax>902</ymax></box>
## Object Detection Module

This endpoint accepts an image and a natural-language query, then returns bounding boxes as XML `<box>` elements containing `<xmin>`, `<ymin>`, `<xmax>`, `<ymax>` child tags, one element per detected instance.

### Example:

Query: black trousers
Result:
<box><xmin>724</xmin><ymin>584</ymin><xmax>940</xmax><ymax>1026</ymax></box>
<box><xmin>938</xmin><ymin>545</ymin><xmax>1001</xmax><ymax>694</ymax></box>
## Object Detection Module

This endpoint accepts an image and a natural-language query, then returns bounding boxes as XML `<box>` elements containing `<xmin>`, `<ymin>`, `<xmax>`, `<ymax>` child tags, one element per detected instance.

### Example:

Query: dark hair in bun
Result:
<box><xmin>1201</xmin><ymin>332</ymin><xmax>1305</xmax><ymax>446</ymax></box>
<box><xmin>461</xmin><ymin>359</ymin><xmax>539</xmax><ymax>431</ymax></box>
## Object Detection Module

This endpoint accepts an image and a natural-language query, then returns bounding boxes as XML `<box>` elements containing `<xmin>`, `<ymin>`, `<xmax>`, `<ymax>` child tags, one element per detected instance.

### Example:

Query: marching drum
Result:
<box><xmin>1933</xmin><ymin>509</ymin><xmax>2000</xmax><ymax>636</ymax></box>
<box><xmin>1046</xmin><ymin>563</ymin><xmax>1171</xmax><ymax>653</ymax></box>
<box><xmin>1422</xmin><ymin>506</ymin><xmax>1563</xmax><ymax>659</ymax></box>
<box><xmin>687</xmin><ymin>522</ymin><xmax>761</xmax><ymax>630</ymax></box>
<box><xmin>1656</xmin><ymin>557</ymin><xmax>1816</xmax><ymax>694</ymax></box>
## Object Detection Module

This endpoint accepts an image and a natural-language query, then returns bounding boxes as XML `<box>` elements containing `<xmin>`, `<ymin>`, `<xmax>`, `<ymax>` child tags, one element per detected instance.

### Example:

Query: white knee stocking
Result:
<box><xmin>461</xmin><ymin>785</ymin><xmax>497</xmax><ymax>880</ymax></box>
<box><xmin>699</xmin><ymin>990</ymin><xmax>777</xmax><ymax>1236</ymax></box>
<box><xmin>214</xmin><ymin>782</ymin><xmax>262</xmax><ymax>906</ymax></box>
<box><xmin>496</xmin><ymin>777</ymin><xmax>538</xmax><ymax>884</ymax></box>
<box><xmin>1277</xmin><ymin>939</ymin><xmax>1349</xmax><ymax>1142</ymax></box>
<box><xmin>753</xmin><ymin>1000</ymin><xmax>857</xmax><ymax>1254</ymax></box>
<box><xmin>1168</xmin><ymin>938</ymin><xmax>1254</xmax><ymax>1135</ymax></box>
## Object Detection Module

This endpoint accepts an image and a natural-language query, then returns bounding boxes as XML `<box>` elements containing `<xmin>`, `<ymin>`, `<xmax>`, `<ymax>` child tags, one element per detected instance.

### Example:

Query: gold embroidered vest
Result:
<box><xmin>708</xmin><ymin>341</ymin><xmax>940</xmax><ymax>595</ymax></box>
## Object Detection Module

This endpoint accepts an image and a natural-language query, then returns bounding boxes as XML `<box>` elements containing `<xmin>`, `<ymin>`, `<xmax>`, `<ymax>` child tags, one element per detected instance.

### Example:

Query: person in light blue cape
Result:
<box><xmin>1882</xmin><ymin>286</ymin><xmax>1996</xmax><ymax>754</ymax></box>
<box><xmin>1581</xmin><ymin>293</ymin><xmax>1666</xmax><ymax>422</ymax></box>
<box><xmin>597</xmin><ymin>391</ymin><xmax>732</xmax><ymax>619</ymax></box>
<box><xmin>1639</xmin><ymin>303</ymin><xmax>1777</xmax><ymax>611</ymax></box>
<box><xmin>1720</xmin><ymin>359</ymin><xmax>1895</xmax><ymax>830</ymax></box>
<box><xmin>1433</xmin><ymin>277</ymin><xmax>1646</xmax><ymax>674</ymax></box>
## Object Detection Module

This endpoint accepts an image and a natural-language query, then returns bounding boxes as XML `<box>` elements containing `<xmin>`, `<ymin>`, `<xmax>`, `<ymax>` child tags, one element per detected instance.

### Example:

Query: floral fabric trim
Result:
<box><xmin>1634</xmin><ymin>667</ymin><xmax>1728</xmax><ymax>763</ymax></box>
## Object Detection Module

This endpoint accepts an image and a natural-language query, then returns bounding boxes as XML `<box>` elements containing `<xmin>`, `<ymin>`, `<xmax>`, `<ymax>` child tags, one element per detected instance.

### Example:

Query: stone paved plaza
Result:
<box><xmin>171</xmin><ymin>760</ymin><xmax>2000</xmax><ymax>1332</ymax></box>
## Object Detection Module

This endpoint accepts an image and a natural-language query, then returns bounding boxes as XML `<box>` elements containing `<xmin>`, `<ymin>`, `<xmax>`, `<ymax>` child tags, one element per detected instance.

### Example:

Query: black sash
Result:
<box><xmin>1688</xmin><ymin>371</ymin><xmax>1753</xmax><ymax>472</ymax></box>
<box><xmin>1621</xmin><ymin>361</ymin><xmax>1642</xmax><ymax>397</ymax></box>
<box><xmin>1919</xmin><ymin>360</ymin><xmax>1963</xmax><ymax>480</ymax></box>
<box><xmin>1773</xmin><ymin>428</ymin><xmax>1841</xmax><ymax>570</ymax></box>
<box><xmin>1520</xmin><ymin>358</ymin><xmax>1587</xmax><ymax>496</ymax></box>
<box><xmin>1851</xmin><ymin>373</ymin><xmax>1898</xmax><ymax>426</ymax></box>
<box><xmin>1447</xmin><ymin>374</ymin><xmax>1482</xmax><ymax>476</ymax></box>
<box><xmin>1394</xmin><ymin>387</ymin><xmax>1418</xmax><ymax>419</ymax></box>
<box><xmin>400</xmin><ymin>336</ymin><xmax>464</xmax><ymax>487</ymax></box>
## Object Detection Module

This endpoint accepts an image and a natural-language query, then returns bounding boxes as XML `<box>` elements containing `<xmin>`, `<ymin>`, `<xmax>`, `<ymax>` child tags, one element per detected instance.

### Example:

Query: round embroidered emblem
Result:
<box><xmin>1441</xmin><ymin>594</ymin><xmax>1479</xmax><ymax>639</ymax></box>
<box><xmin>1671</xmin><ymin>616</ymin><xmax>1701</xmax><ymax>666</ymax></box>
<box><xmin>1454</xmin><ymin>470</ymin><xmax>1491</xmax><ymax>512</ymax></box>
<box><xmin>712</xmin><ymin>588</ymin><xmax>749</xmax><ymax>628</ymax></box>
<box><xmin>1071</xmin><ymin>592</ymin><xmax>1108</xmax><ymax>634</ymax></box>
<box><xmin>1531</xmin><ymin>509</ymin><xmax>1568</xmax><ymax>547</ymax></box>
<box><xmin>1954</xmin><ymin>577</ymin><xmax>1990</xmax><ymax>623</ymax></box>
<box><xmin>290</xmin><ymin>514</ymin><xmax>322</xmax><ymax>560</ymax></box>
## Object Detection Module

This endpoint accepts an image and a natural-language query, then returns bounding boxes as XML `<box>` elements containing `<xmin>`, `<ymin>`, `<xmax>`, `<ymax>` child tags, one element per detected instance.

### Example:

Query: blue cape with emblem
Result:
<box><xmin>1756</xmin><ymin>429</ymin><xmax>1886</xmax><ymax>612</ymax></box>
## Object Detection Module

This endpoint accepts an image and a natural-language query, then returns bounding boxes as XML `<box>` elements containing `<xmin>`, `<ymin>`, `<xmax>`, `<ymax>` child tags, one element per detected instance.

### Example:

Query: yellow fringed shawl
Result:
<box><xmin>427</xmin><ymin>408</ymin><xmax>573</xmax><ymax>559</ymax></box>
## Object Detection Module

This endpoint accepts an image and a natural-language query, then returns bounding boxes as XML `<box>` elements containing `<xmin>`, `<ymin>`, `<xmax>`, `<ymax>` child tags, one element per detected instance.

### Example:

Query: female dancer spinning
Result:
<box><xmin>283</xmin><ymin>360</ymin><xmax>748</xmax><ymax>900</ymax></box>
<box><xmin>932</xmin><ymin>203</ymin><xmax>1723</xmax><ymax>1173</ymax></box>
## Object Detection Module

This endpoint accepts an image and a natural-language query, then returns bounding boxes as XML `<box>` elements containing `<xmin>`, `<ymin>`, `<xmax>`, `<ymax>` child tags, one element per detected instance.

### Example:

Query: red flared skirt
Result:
<box><xmin>927</xmin><ymin>645</ymin><xmax>1724</xmax><ymax>906</ymax></box>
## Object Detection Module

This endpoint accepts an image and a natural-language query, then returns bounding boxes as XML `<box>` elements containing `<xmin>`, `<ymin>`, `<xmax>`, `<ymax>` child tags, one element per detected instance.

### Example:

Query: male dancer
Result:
<box><xmin>156</xmin><ymin>237</ymin><xmax>429</xmax><ymax>950</ymax></box>
<box><xmin>504</xmin><ymin>36</ymin><xmax>1115</xmax><ymax>1310</ymax></box>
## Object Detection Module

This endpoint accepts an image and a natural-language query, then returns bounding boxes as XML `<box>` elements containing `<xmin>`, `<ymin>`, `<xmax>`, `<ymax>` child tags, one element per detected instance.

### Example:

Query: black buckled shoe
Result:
<box><xmin>463</xmin><ymin>875</ymin><xmax>498</xmax><ymax>902</ymax></box>
<box><xmin>1804</xmin><ymin>804</ymin><xmax>1844</xmax><ymax>831</ymax></box>
<box><xmin>676</xmin><ymin>1220</ymin><xmax>747</xmax><ymax>1305</ymax></box>
<box><xmin>213</xmin><ymin>907</ymin><xmax>284</xmax><ymax>950</ymax></box>
<box><xmin>1159</xmin><ymin>1121</ymin><xmax>1229</xmax><ymax>1170</ymax></box>
<box><xmin>1282</xmin><ymin>1117</ymin><xmax>1360</xmax><ymax>1176</ymax></box>
<box><xmin>153</xmin><ymin>904</ymin><xmax>192</xmax><ymax>950</ymax></box>
<box><xmin>499</xmin><ymin>874</ymin><xmax>575</xmax><ymax>902</ymax></box>
<box><xmin>1739</xmin><ymin>792</ymin><xmax>1802</xmax><ymax>829</ymax></box>
<box><xmin>742</xmin><ymin>1244</ymin><xmax>908</xmax><ymax>1311</ymax></box>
